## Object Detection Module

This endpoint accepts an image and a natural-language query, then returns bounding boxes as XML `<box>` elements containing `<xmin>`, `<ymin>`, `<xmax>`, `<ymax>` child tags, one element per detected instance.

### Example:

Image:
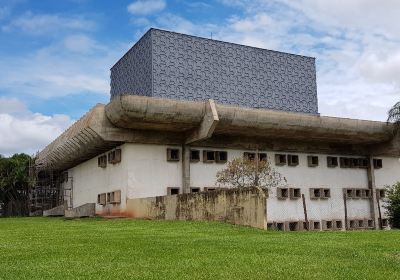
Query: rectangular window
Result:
<box><xmin>277</xmin><ymin>187</ymin><xmax>289</xmax><ymax>199</ymax></box>
<box><xmin>275</xmin><ymin>154</ymin><xmax>286</xmax><ymax>166</ymax></box>
<box><xmin>107</xmin><ymin>149</ymin><xmax>122</xmax><ymax>164</ymax></box>
<box><xmin>215</xmin><ymin>151</ymin><xmax>228</xmax><ymax>163</ymax></box>
<box><xmin>322</xmin><ymin>188</ymin><xmax>331</xmax><ymax>199</ymax></box>
<box><xmin>98</xmin><ymin>155</ymin><xmax>107</xmax><ymax>168</ymax></box>
<box><xmin>350</xmin><ymin>158</ymin><xmax>360</xmax><ymax>168</ymax></box>
<box><xmin>167</xmin><ymin>148</ymin><xmax>180</xmax><ymax>161</ymax></box>
<box><xmin>106</xmin><ymin>192</ymin><xmax>111</xmax><ymax>203</ymax></box>
<box><xmin>327</xmin><ymin>156</ymin><xmax>338</xmax><ymax>168</ymax></box>
<box><xmin>344</xmin><ymin>188</ymin><xmax>354</xmax><ymax>199</ymax></box>
<box><xmin>97</xmin><ymin>193</ymin><xmax>106</xmax><ymax>205</ymax></box>
<box><xmin>190</xmin><ymin>187</ymin><xmax>201</xmax><ymax>193</ymax></box>
<box><xmin>204</xmin><ymin>187</ymin><xmax>217</xmax><ymax>192</ymax></box>
<box><xmin>203</xmin><ymin>150</ymin><xmax>215</xmax><ymax>163</ymax></box>
<box><xmin>287</xmin><ymin>155</ymin><xmax>299</xmax><ymax>166</ymax></box>
<box><xmin>362</xmin><ymin>189</ymin><xmax>371</xmax><ymax>198</ymax></box>
<box><xmin>359</xmin><ymin>158</ymin><xmax>369</xmax><ymax>168</ymax></box>
<box><xmin>310</xmin><ymin>188</ymin><xmax>321</xmax><ymax>199</ymax></box>
<box><xmin>190</xmin><ymin>149</ymin><xmax>200</xmax><ymax>162</ymax></box>
<box><xmin>335</xmin><ymin>220</ymin><xmax>343</xmax><ymax>229</ymax></box>
<box><xmin>373</xmin><ymin>158</ymin><xmax>383</xmax><ymax>169</ymax></box>
<box><xmin>377</xmin><ymin>189</ymin><xmax>386</xmax><ymax>199</ymax></box>
<box><xmin>110</xmin><ymin>190</ymin><xmax>121</xmax><ymax>204</ymax></box>
<box><xmin>307</xmin><ymin>156</ymin><xmax>319</xmax><ymax>167</ymax></box>
<box><xmin>340</xmin><ymin>157</ymin><xmax>351</xmax><ymax>168</ymax></box>
<box><xmin>354</xmin><ymin>189</ymin><xmax>362</xmax><ymax>198</ymax></box>
<box><xmin>289</xmin><ymin>188</ymin><xmax>301</xmax><ymax>199</ymax></box>
<box><xmin>167</xmin><ymin>187</ymin><xmax>180</xmax><ymax>195</ymax></box>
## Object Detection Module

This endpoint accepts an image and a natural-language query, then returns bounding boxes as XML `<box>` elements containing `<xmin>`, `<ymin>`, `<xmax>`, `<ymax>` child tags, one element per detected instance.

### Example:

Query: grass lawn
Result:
<box><xmin>0</xmin><ymin>218</ymin><xmax>399</xmax><ymax>279</ymax></box>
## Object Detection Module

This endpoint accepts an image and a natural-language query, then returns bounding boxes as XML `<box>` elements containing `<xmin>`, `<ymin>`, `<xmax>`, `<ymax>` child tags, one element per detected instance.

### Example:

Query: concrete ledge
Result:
<box><xmin>43</xmin><ymin>205</ymin><xmax>65</xmax><ymax>217</ymax></box>
<box><xmin>65</xmin><ymin>203</ymin><xmax>96</xmax><ymax>219</ymax></box>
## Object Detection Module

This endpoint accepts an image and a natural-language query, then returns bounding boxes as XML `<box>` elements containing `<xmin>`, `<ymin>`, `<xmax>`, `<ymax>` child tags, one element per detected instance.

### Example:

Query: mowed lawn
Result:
<box><xmin>0</xmin><ymin>218</ymin><xmax>400</xmax><ymax>279</ymax></box>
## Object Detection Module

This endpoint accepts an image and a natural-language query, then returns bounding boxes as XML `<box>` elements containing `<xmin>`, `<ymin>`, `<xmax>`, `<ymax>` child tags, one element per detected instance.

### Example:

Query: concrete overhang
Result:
<box><xmin>37</xmin><ymin>95</ymin><xmax>399</xmax><ymax>171</ymax></box>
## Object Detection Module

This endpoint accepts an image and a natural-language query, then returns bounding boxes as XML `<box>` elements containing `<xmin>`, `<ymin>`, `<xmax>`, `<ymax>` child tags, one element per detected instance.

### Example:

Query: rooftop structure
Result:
<box><xmin>111</xmin><ymin>28</ymin><xmax>318</xmax><ymax>114</ymax></box>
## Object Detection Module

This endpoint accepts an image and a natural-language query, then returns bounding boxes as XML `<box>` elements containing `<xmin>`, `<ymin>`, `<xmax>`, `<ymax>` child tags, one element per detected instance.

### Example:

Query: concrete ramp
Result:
<box><xmin>43</xmin><ymin>205</ymin><xmax>65</xmax><ymax>217</ymax></box>
<box><xmin>65</xmin><ymin>203</ymin><xmax>96</xmax><ymax>219</ymax></box>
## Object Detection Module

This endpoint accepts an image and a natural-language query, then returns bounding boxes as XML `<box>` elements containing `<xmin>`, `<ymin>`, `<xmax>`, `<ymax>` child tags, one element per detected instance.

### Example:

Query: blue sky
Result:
<box><xmin>0</xmin><ymin>0</ymin><xmax>400</xmax><ymax>155</ymax></box>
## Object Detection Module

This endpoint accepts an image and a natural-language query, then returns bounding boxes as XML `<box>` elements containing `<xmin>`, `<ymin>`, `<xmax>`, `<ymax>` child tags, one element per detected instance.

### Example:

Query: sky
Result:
<box><xmin>0</xmin><ymin>0</ymin><xmax>400</xmax><ymax>156</ymax></box>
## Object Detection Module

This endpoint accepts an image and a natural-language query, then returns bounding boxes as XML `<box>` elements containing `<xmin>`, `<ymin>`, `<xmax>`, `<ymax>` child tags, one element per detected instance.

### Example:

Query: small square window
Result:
<box><xmin>322</xmin><ymin>188</ymin><xmax>331</xmax><ymax>199</ymax></box>
<box><xmin>335</xmin><ymin>220</ymin><xmax>343</xmax><ymax>229</ymax></box>
<box><xmin>167</xmin><ymin>148</ymin><xmax>180</xmax><ymax>161</ymax></box>
<box><xmin>259</xmin><ymin>153</ymin><xmax>267</xmax><ymax>161</ymax></box>
<box><xmin>345</xmin><ymin>188</ymin><xmax>354</xmax><ymax>199</ymax></box>
<box><xmin>216</xmin><ymin>151</ymin><xmax>228</xmax><ymax>163</ymax></box>
<box><xmin>327</xmin><ymin>156</ymin><xmax>338</xmax><ymax>167</ymax></box>
<box><xmin>203</xmin><ymin>150</ymin><xmax>215</xmax><ymax>163</ymax></box>
<box><xmin>289</xmin><ymin>188</ymin><xmax>301</xmax><ymax>199</ymax></box>
<box><xmin>373</xmin><ymin>159</ymin><xmax>383</xmax><ymax>169</ymax></box>
<box><xmin>98</xmin><ymin>155</ymin><xmax>107</xmax><ymax>168</ymax></box>
<box><xmin>354</xmin><ymin>189</ymin><xmax>362</xmax><ymax>198</ymax></box>
<box><xmin>381</xmin><ymin>218</ymin><xmax>388</xmax><ymax>227</ymax></box>
<box><xmin>307</xmin><ymin>156</ymin><xmax>319</xmax><ymax>167</ymax></box>
<box><xmin>275</xmin><ymin>154</ymin><xmax>286</xmax><ymax>166</ymax></box>
<box><xmin>350</xmin><ymin>158</ymin><xmax>360</xmax><ymax>168</ymax></box>
<box><xmin>190</xmin><ymin>149</ymin><xmax>200</xmax><ymax>162</ymax></box>
<box><xmin>377</xmin><ymin>189</ymin><xmax>386</xmax><ymax>199</ymax></box>
<box><xmin>310</xmin><ymin>188</ymin><xmax>321</xmax><ymax>199</ymax></box>
<box><xmin>277</xmin><ymin>188</ymin><xmax>289</xmax><ymax>199</ymax></box>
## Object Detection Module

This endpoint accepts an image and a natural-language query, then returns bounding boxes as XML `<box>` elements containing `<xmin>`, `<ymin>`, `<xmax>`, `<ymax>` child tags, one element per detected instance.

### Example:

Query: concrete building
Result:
<box><xmin>35</xmin><ymin>28</ymin><xmax>400</xmax><ymax>230</ymax></box>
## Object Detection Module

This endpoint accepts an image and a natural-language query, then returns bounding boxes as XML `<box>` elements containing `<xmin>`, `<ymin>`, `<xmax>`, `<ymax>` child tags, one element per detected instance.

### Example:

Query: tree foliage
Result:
<box><xmin>384</xmin><ymin>182</ymin><xmax>400</xmax><ymax>229</ymax></box>
<box><xmin>387</xmin><ymin>101</ymin><xmax>400</xmax><ymax>131</ymax></box>
<box><xmin>216</xmin><ymin>157</ymin><xmax>286</xmax><ymax>190</ymax></box>
<box><xmin>0</xmin><ymin>153</ymin><xmax>32</xmax><ymax>216</ymax></box>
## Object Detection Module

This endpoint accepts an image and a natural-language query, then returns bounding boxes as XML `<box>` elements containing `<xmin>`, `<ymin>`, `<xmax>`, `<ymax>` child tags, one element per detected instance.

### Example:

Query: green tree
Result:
<box><xmin>387</xmin><ymin>101</ymin><xmax>400</xmax><ymax>131</ymax></box>
<box><xmin>0</xmin><ymin>154</ymin><xmax>32</xmax><ymax>216</ymax></box>
<box><xmin>384</xmin><ymin>182</ymin><xmax>400</xmax><ymax>229</ymax></box>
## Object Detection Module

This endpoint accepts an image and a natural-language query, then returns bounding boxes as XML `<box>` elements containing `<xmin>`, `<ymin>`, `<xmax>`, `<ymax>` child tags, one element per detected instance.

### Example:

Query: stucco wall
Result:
<box><xmin>68</xmin><ymin>143</ymin><xmax>400</xmax><ymax>221</ymax></box>
<box><xmin>110</xmin><ymin>28</ymin><xmax>318</xmax><ymax>114</ymax></box>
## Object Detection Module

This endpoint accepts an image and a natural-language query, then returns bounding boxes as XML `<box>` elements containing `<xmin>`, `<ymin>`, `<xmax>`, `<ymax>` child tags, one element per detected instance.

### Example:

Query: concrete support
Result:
<box><xmin>182</xmin><ymin>145</ymin><xmax>191</xmax><ymax>194</ymax></box>
<box><xmin>367</xmin><ymin>155</ymin><xmax>380</xmax><ymax>229</ymax></box>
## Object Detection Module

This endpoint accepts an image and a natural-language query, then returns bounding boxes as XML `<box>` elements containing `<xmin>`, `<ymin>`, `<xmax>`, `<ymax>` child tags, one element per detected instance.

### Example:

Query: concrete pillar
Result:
<box><xmin>182</xmin><ymin>145</ymin><xmax>191</xmax><ymax>194</ymax></box>
<box><xmin>367</xmin><ymin>155</ymin><xmax>380</xmax><ymax>229</ymax></box>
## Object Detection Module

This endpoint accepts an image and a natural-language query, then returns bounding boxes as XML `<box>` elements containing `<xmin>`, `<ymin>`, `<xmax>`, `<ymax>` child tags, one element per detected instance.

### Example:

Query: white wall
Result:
<box><xmin>68</xmin><ymin>143</ymin><xmax>400</xmax><ymax>221</ymax></box>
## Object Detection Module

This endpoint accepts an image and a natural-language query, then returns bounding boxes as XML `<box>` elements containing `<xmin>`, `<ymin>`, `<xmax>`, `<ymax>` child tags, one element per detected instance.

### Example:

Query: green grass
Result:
<box><xmin>0</xmin><ymin>218</ymin><xmax>400</xmax><ymax>279</ymax></box>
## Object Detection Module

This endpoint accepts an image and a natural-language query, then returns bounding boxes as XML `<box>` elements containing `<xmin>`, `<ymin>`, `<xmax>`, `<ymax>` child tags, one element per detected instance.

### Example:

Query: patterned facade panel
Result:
<box><xmin>110</xmin><ymin>30</ymin><xmax>152</xmax><ymax>98</ymax></box>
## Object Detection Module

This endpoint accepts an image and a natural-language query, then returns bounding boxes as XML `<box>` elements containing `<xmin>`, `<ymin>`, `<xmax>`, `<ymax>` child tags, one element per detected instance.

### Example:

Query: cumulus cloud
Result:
<box><xmin>0</xmin><ymin>98</ymin><xmax>72</xmax><ymax>156</ymax></box>
<box><xmin>127</xmin><ymin>0</ymin><xmax>166</xmax><ymax>15</ymax></box>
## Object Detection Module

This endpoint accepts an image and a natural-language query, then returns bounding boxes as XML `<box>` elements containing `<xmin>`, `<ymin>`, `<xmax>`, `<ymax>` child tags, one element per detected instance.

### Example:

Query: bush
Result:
<box><xmin>384</xmin><ymin>182</ymin><xmax>400</xmax><ymax>228</ymax></box>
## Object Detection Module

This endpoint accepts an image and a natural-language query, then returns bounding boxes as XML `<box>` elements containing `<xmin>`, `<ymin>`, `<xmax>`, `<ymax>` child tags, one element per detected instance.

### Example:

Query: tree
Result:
<box><xmin>0</xmin><ymin>154</ymin><xmax>32</xmax><ymax>216</ymax></box>
<box><xmin>384</xmin><ymin>182</ymin><xmax>400</xmax><ymax>229</ymax></box>
<box><xmin>387</xmin><ymin>101</ymin><xmax>400</xmax><ymax>131</ymax></box>
<box><xmin>216</xmin><ymin>157</ymin><xmax>286</xmax><ymax>190</ymax></box>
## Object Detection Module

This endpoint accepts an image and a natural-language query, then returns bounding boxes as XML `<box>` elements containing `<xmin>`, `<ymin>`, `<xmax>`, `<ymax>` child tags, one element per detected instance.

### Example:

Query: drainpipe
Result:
<box><xmin>367</xmin><ymin>155</ymin><xmax>380</xmax><ymax>229</ymax></box>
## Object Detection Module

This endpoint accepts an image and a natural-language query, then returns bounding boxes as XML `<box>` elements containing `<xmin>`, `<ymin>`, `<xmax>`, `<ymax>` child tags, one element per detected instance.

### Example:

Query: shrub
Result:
<box><xmin>384</xmin><ymin>182</ymin><xmax>400</xmax><ymax>228</ymax></box>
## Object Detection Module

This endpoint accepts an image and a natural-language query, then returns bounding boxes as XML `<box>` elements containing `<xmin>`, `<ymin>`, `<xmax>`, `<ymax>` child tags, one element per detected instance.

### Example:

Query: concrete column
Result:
<box><xmin>182</xmin><ymin>145</ymin><xmax>191</xmax><ymax>194</ymax></box>
<box><xmin>367</xmin><ymin>155</ymin><xmax>380</xmax><ymax>229</ymax></box>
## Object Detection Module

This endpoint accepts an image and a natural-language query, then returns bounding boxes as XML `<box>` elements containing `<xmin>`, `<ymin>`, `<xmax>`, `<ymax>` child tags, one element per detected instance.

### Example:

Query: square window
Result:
<box><xmin>355</xmin><ymin>189</ymin><xmax>362</xmax><ymax>198</ymax></box>
<box><xmin>288</xmin><ymin>155</ymin><xmax>299</xmax><ymax>166</ymax></box>
<box><xmin>167</xmin><ymin>148</ymin><xmax>180</xmax><ymax>161</ymax></box>
<box><xmin>340</xmin><ymin>157</ymin><xmax>351</xmax><ymax>168</ymax></box>
<box><xmin>216</xmin><ymin>151</ymin><xmax>228</xmax><ymax>163</ymax></box>
<box><xmin>381</xmin><ymin>218</ymin><xmax>388</xmax><ymax>227</ymax></box>
<box><xmin>167</xmin><ymin>187</ymin><xmax>180</xmax><ymax>195</ymax></box>
<box><xmin>275</xmin><ymin>154</ymin><xmax>286</xmax><ymax>166</ymax></box>
<box><xmin>327</xmin><ymin>156</ymin><xmax>338</xmax><ymax>167</ymax></box>
<box><xmin>367</xmin><ymin>220</ymin><xmax>374</xmax><ymax>228</ymax></box>
<box><xmin>190</xmin><ymin>149</ymin><xmax>200</xmax><ymax>162</ymax></box>
<box><xmin>345</xmin><ymin>188</ymin><xmax>354</xmax><ymax>198</ymax></box>
<box><xmin>310</xmin><ymin>188</ymin><xmax>321</xmax><ymax>199</ymax></box>
<box><xmin>326</xmin><ymin>221</ymin><xmax>333</xmax><ymax>229</ymax></box>
<box><xmin>258</xmin><ymin>153</ymin><xmax>267</xmax><ymax>161</ymax></box>
<box><xmin>350</xmin><ymin>158</ymin><xmax>360</xmax><ymax>168</ymax></box>
<box><xmin>322</xmin><ymin>188</ymin><xmax>331</xmax><ymax>199</ymax></box>
<box><xmin>277</xmin><ymin>188</ymin><xmax>289</xmax><ymax>199</ymax></box>
<box><xmin>307</xmin><ymin>156</ymin><xmax>319</xmax><ymax>167</ymax></box>
<box><xmin>289</xmin><ymin>188</ymin><xmax>301</xmax><ymax>199</ymax></box>
<box><xmin>203</xmin><ymin>150</ymin><xmax>215</xmax><ymax>163</ymax></box>
<box><xmin>335</xmin><ymin>220</ymin><xmax>343</xmax><ymax>229</ymax></box>
<box><xmin>313</xmin><ymin>221</ymin><xmax>321</xmax><ymax>230</ymax></box>
<box><xmin>377</xmin><ymin>189</ymin><xmax>386</xmax><ymax>199</ymax></box>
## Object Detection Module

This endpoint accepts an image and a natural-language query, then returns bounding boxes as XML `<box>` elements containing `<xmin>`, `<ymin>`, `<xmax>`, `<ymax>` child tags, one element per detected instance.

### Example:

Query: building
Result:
<box><xmin>35</xmin><ymin>28</ymin><xmax>400</xmax><ymax>230</ymax></box>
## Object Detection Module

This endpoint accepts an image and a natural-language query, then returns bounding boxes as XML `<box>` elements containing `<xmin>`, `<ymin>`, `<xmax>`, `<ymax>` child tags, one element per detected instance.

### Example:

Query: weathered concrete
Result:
<box><xmin>43</xmin><ymin>204</ymin><xmax>65</xmax><ymax>217</ymax></box>
<box><xmin>65</xmin><ymin>203</ymin><xmax>96</xmax><ymax>219</ymax></box>
<box><xmin>126</xmin><ymin>187</ymin><xmax>268</xmax><ymax>229</ymax></box>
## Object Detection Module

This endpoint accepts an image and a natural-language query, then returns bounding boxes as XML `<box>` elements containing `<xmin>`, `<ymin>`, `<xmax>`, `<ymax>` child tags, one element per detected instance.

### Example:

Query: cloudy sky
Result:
<box><xmin>0</xmin><ymin>0</ymin><xmax>399</xmax><ymax>156</ymax></box>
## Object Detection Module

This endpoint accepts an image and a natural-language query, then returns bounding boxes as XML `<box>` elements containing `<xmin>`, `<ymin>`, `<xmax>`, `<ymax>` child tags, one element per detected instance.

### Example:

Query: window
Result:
<box><xmin>108</xmin><ymin>149</ymin><xmax>121</xmax><ymax>164</ymax></box>
<box><xmin>373</xmin><ymin>158</ymin><xmax>383</xmax><ymax>169</ymax></box>
<box><xmin>307</xmin><ymin>156</ymin><xmax>319</xmax><ymax>167</ymax></box>
<box><xmin>362</xmin><ymin>189</ymin><xmax>371</xmax><ymax>198</ymax></box>
<box><xmin>97</xmin><ymin>193</ymin><xmax>106</xmax><ymax>205</ymax></box>
<box><xmin>310</xmin><ymin>188</ymin><xmax>321</xmax><ymax>199</ymax></box>
<box><xmin>204</xmin><ymin>187</ymin><xmax>217</xmax><ymax>192</ymax></box>
<box><xmin>325</xmin><ymin>220</ymin><xmax>333</xmax><ymax>230</ymax></box>
<box><xmin>327</xmin><ymin>156</ymin><xmax>338</xmax><ymax>167</ymax></box>
<box><xmin>287</xmin><ymin>155</ymin><xmax>299</xmax><ymax>166</ymax></box>
<box><xmin>289</xmin><ymin>188</ymin><xmax>301</xmax><ymax>199</ymax></box>
<box><xmin>275</xmin><ymin>154</ymin><xmax>286</xmax><ymax>166</ymax></box>
<box><xmin>381</xmin><ymin>218</ymin><xmax>388</xmax><ymax>227</ymax></box>
<box><xmin>167</xmin><ymin>148</ymin><xmax>180</xmax><ymax>161</ymax></box>
<box><xmin>98</xmin><ymin>155</ymin><xmax>107</xmax><ymax>168</ymax></box>
<box><xmin>354</xmin><ymin>189</ymin><xmax>362</xmax><ymax>199</ymax></box>
<box><xmin>359</xmin><ymin>158</ymin><xmax>369</xmax><ymax>168</ymax></box>
<box><xmin>367</xmin><ymin>219</ymin><xmax>374</xmax><ymax>228</ymax></box>
<box><xmin>322</xmin><ymin>188</ymin><xmax>331</xmax><ymax>199</ymax></box>
<box><xmin>190</xmin><ymin>187</ymin><xmax>201</xmax><ymax>193</ymax></box>
<box><xmin>277</xmin><ymin>188</ymin><xmax>289</xmax><ymax>199</ymax></box>
<box><xmin>190</xmin><ymin>149</ymin><xmax>200</xmax><ymax>162</ymax></box>
<box><xmin>110</xmin><ymin>190</ymin><xmax>121</xmax><ymax>204</ymax></box>
<box><xmin>312</xmin><ymin>221</ymin><xmax>321</xmax><ymax>230</ymax></box>
<box><xmin>216</xmin><ymin>151</ymin><xmax>228</xmax><ymax>163</ymax></box>
<box><xmin>167</xmin><ymin>187</ymin><xmax>180</xmax><ymax>195</ymax></box>
<box><xmin>345</xmin><ymin>188</ymin><xmax>354</xmax><ymax>199</ymax></box>
<box><xmin>203</xmin><ymin>150</ymin><xmax>215</xmax><ymax>163</ymax></box>
<box><xmin>244</xmin><ymin>152</ymin><xmax>267</xmax><ymax>161</ymax></box>
<box><xmin>358</xmin><ymin>220</ymin><xmax>365</xmax><ymax>228</ymax></box>
<box><xmin>106</xmin><ymin>192</ymin><xmax>111</xmax><ymax>203</ymax></box>
<box><xmin>350</xmin><ymin>158</ymin><xmax>360</xmax><ymax>168</ymax></box>
<box><xmin>340</xmin><ymin>157</ymin><xmax>350</xmax><ymax>168</ymax></box>
<box><xmin>335</xmin><ymin>220</ymin><xmax>343</xmax><ymax>229</ymax></box>
<box><xmin>377</xmin><ymin>189</ymin><xmax>385</xmax><ymax>199</ymax></box>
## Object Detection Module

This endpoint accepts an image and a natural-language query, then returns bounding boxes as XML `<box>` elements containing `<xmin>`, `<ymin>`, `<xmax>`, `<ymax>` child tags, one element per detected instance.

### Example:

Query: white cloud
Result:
<box><xmin>63</xmin><ymin>34</ymin><xmax>98</xmax><ymax>53</ymax></box>
<box><xmin>127</xmin><ymin>0</ymin><xmax>166</xmax><ymax>15</ymax></box>
<box><xmin>0</xmin><ymin>98</ymin><xmax>73</xmax><ymax>156</ymax></box>
<box><xmin>2</xmin><ymin>12</ymin><xmax>96</xmax><ymax>35</ymax></box>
